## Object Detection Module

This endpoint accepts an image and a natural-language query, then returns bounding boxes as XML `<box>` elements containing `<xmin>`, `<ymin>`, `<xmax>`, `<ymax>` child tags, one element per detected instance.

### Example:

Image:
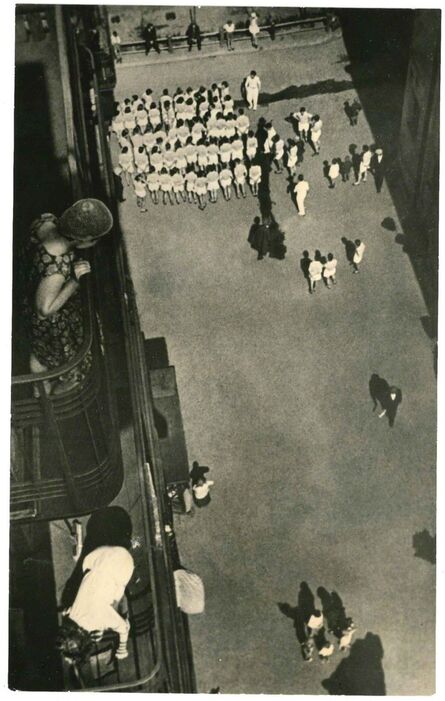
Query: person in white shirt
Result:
<box><xmin>245</xmin><ymin>70</ymin><xmax>261</xmax><ymax>111</ymax></box>
<box><xmin>294</xmin><ymin>174</ymin><xmax>309</xmax><ymax>215</ymax></box>
<box><xmin>309</xmin><ymin>114</ymin><xmax>322</xmax><ymax>154</ymax></box>
<box><xmin>293</xmin><ymin>107</ymin><xmax>312</xmax><ymax>142</ymax></box>
<box><xmin>223</xmin><ymin>20</ymin><xmax>235</xmax><ymax>50</ymax></box>
<box><xmin>233</xmin><ymin>159</ymin><xmax>248</xmax><ymax>198</ymax></box>
<box><xmin>272</xmin><ymin>134</ymin><xmax>284</xmax><ymax>173</ymax></box>
<box><xmin>65</xmin><ymin>545</ymin><xmax>134</xmax><ymax>660</ymax></box>
<box><xmin>263</xmin><ymin>122</ymin><xmax>277</xmax><ymax>154</ymax></box>
<box><xmin>328</xmin><ymin>158</ymin><xmax>340</xmax><ymax>188</ymax></box>
<box><xmin>354</xmin><ymin>144</ymin><xmax>372</xmax><ymax>184</ymax></box>
<box><xmin>307</xmin><ymin>609</ymin><xmax>324</xmax><ymax>635</ymax></box>
<box><xmin>352</xmin><ymin>238</ymin><xmax>366</xmax><ymax>273</ymax></box>
<box><xmin>339</xmin><ymin>621</ymin><xmax>356</xmax><ymax>651</ymax></box>
<box><xmin>192</xmin><ymin>477</ymin><xmax>214</xmax><ymax>507</ymax></box>
<box><xmin>248</xmin><ymin>12</ymin><xmax>260</xmax><ymax>48</ymax></box>
<box><xmin>308</xmin><ymin>256</ymin><xmax>323</xmax><ymax>294</ymax></box>
<box><xmin>111</xmin><ymin>31</ymin><xmax>122</xmax><ymax>64</ymax></box>
<box><xmin>323</xmin><ymin>252</ymin><xmax>337</xmax><ymax>288</ymax></box>
<box><xmin>236</xmin><ymin>108</ymin><xmax>250</xmax><ymax>137</ymax></box>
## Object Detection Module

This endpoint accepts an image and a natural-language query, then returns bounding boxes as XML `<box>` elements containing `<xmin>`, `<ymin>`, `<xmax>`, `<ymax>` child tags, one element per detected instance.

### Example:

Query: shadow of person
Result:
<box><xmin>277</xmin><ymin>602</ymin><xmax>307</xmax><ymax>644</ymax></box>
<box><xmin>268</xmin><ymin>218</ymin><xmax>287</xmax><ymax>260</ymax></box>
<box><xmin>61</xmin><ymin>506</ymin><xmax>133</xmax><ymax>609</ymax></box>
<box><xmin>298</xmin><ymin>581</ymin><xmax>316</xmax><ymax>623</ymax></box>
<box><xmin>369</xmin><ymin>373</ymin><xmax>390</xmax><ymax>412</ymax></box>
<box><xmin>412</xmin><ymin>529</ymin><xmax>436</xmax><ymax>564</ymax></box>
<box><xmin>323</xmin><ymin>160</ymin><xmax>331</xmax><ymax>186</ymax></box>
<box><xmin>330</xmin><ymin>591</ymin><xmax>348</xmax><ymax>634</ymax></box>
<box><xmin>248</xmin><ymin>216</ymin><xmax>261</xmax><ymax>250</ymax></box>
<box><xmin>348</xmin><ymin>144</ymin><xmax>360</xmax><ymax>181</ymax></box>
<box><xmin>255</xmin><ymin>117</ymin><xmax>268</xmax><ymax>151</ymax></box>
<box><xmin>322</xmin><ymin>632</ymin><xmax>386</xmax><ymax>695</ymax></box>
<box><xmin>317</xmin><ymin>587</ymin><xmax>337</xmax><ymax>632</ymax></box>
<box><xmin>300</xmin><ymin>250</ymin><xmax>312</xmax><ymax>293</ymax></box>
<box><xmin>341</xmin><ymin>237</ymin><xmax>356</xmax><ymax>265</ymax></box>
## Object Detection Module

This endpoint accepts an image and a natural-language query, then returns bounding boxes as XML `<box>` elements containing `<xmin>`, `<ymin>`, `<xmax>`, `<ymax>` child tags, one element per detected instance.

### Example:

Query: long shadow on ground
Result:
<box><xmin>322</xmin><ymin>632</ymin><xmax>386</xmax><ymax>695</ymax></box>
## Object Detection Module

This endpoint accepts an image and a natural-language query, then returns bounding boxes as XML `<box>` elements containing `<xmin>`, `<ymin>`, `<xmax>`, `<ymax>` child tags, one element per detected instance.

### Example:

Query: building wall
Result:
<box><xmin>399</xmin><ymin>10</ymin><xmax>440</xmax><ymax>254</ymax></box>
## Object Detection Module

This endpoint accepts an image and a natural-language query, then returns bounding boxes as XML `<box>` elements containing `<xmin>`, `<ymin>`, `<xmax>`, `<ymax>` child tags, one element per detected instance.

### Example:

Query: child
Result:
<box><xmin>222</xmin><ymin>94</ymin><xmax>234</xmax><ymax>115</ymax></box>
<box><xmin>148</xmin><ymin>101</ymin><xmax>161</xmax><ymax>130</ymax></box>
<box><xmin>134</xmin><ymin>145</ymin><xmax>149</xmax><ymax>174</ymax></box>
<box><xmin>341</xmin><ymin>155</ymin><xmax>353</xmax><ymax>182</ymax></box>
<box><xmin>198</xmin><ymin>95</ymin><xmax>210</xmax><ymax>121</ymax></box>
<box><xmin>249</xmin><ymin>163</ymin><xmax>262</xmax><ymax>196</ymax></box>
<box><xmin>161</xmin><ymin>99</ymin><xmax>175</xmax><ymax>131</ymax></box>
<box><xmin>234</xmin><ymin>160</ymin><xmax>248</xmax><ymax>199</ymax></box>
<box><xmin>133</xmin><ymin>173</ymin><xmax>148</xmax><ymax>212</ymax></box>
<box><xmin>118</xmin><ymin>128</ymin><xmax>132</xmax><ymax>150</ymax></box>
<box><xmin>171</xmin><ymin>168</ymin><xmax>186</xmax><ymax>203</ymax></box>
<box><xmin>184</xmin><ymin>97</ymin><xmax>196</xmax><ymax>126</ymax></box>
<box><xmin>131</xmin><ymin>126</ymin><xmax>144</xmax><ymax>149</ymax></box>
<box><xmin>174</xmin><ymin>96</ymin><xmax>187</xmax><ymax>123</ymax></box>
<box><xmin>272</xmin><ymin>134</ymin><xmax>285</xmax><ymax>173</ymax></box>
<box><xmin>309</xmin><ymin>114</ymin><xmax>322</xmax><ymax>154</ymax></box>
<box><xmin>123</xmin><ymin>106</ymin><xmax>136</xmax><ymax>132</ymax></box>
<box><xmin>163</xmin><ymin>142</ymin><xmax>176</xmax><ymax>172</ymax></box>
<box><xmin>117</xmin><ymin>146</ymin><xmax>134</xmax><ymax>186</ymax></box>
<box><xmin>216</xmin><ymin>113</ymin><xmax>227</xmax><ymax>141</ymax></box>
<box><xmin>160</xmin><ymin>88</ymin><xmax>173</xmax><ymax>111</ymax></box>
<box><xmin>185</xmin><ymin>137</ymin><xmax>198</xmax><ymax>170</ymax></box>
<box><xmin>219</xmin><ymin>138</ymin><xmax>232</xmax><ymax>168</ymax></box>
<box><xmin>231</xmin><ymin>136</ymin><xmax>244</xmax><ymax>163</ymax></box>
<box><xmin>246</xmin><ymin>130</ymin><xmax>258</xmax><ymax>161</ymax></box>
<box><xmin>185</xmin><ymin>164</ymin><xmax>198</xmax><ymax>203</ymax></box>
<box><xmin>174</xmin><ymin>144</ymin><xmax>188</xmax><ymax>175</ymax></box>
<box><xmin>135</xmin><ymin>104</ymin><xmax>149</xmax><ymax>131</ymax></box>
<box><xmin>197</xmin><ymin>141</ymin><xmax>209</xmax><ymax>170</ymax></box>
<box><xmin>286</xmin><ymin>140</ymin><xmax>298</xmax><ymax>175</ymax></box>
<box><xmin>352</xmin><ymin>238</ymin><xmax>366</xmax><ymax>273</ymax></box>
<box><xmin>225</xmin><ymin>114</ymin><xmax>237</xmax><ymax>140</ymax></box>
<box><xmin>160</xmin><ymin>167</ymin><xmax>174</xmax><ymax>205</ymax></box>
<box><xmin>146</xmin><ymin>165</ymin><xmax>160</xmax><ymax>204</ymax></box>
<box><xmin>142</xmin><ymin>87</ymin><xmax>153</xmax><ymax>104</ymax></box>
<box><xmin>323</xmin><ymin>252</ymin><xmax>337</xmax><ymax>288</ymax></box>
<box><xmin>328</xmin><ymin>158</ymin><xmax>340</xmax><ymax>188</ymax></box>
<box><xmin>206</xmin><ymin>165</ymin><xmax>220</xmax><ymax>203</ymax></box>
<box><xmin>149</xmin><ymin>146</ymin><xmax>163</xmax><ymax>174</ymax></box>
<box><xmin>210</xmin><ymin>83</ymin><xmax>222</xmax><ymax>111</ymax></box>
<box><xmin>263</xmin><ymin>122</ymin><xmax>277</xmax><ymax>154</ymax></box>
<box><xmin>195</xmin><ymin>170</ymin><xmax>208</xmax><ymax>210</ymax></box>
<box><xmin>111</xmin><ymin>111</ymin><xmax>125</xmax><ymax>139</ymax></box>
<box><xmin>219</xmin><ymin>165</ymin><xmax>233</xmax><ymax>201</ymax></box>
<box><xmin>207</xmin><ymin>138</ymin><xmax>220</xmax><ymax>168</ymax></box>
<box><xmin>236</xmin><ymin>108</ymin><xmax>250</xmax><ymax>138</ymax></box>
<box><xmin>191</xmin><ymin>117</ymin><xmax>206</xmax><ymax>145</ymax></box>
<box><xmin>142</xmin><ymin>126</ymin><xmax>156</xmax><ymax>151</ymax></box>
<box><xmin>177</xmin><ymin>119</ymin><xmax>191</xmax><ymax>147</ymax></box>
<box><xmin>219</xmin><ymin>80</ymin><xmax>230</xmax><ymax>100</ymax></box>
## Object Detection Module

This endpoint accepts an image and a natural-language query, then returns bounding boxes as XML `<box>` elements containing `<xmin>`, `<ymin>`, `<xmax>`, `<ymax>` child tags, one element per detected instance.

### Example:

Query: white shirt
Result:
<box><xmin>329</xmin><ymin>163</ymin><xmax>340</xmax><ymax>179</ymax></box>
<box><xmin>307</xmin><ymin>612</ymin><xmax>323</xmax><ymax>629</ymax></box>
<box><xmin>308</xmin><ymin>260</ymin><xmax>323</xmax><ymax>280</ymax></box>
<box><xmin>246</xmin><ymin>75</ymin><xmax>261</xmax><ymax>92</ymax></box>
<box><xmin>295</xmin><ymin>180</ymin><xmax>309</xmax><ymax>197</ymax></box>
<box><xmin>362</xmin><ymin>150</ymin><xmax>372</xmax><ymax>167</ymax></box>
<box><xmin>68</xmin><ymin>546</ymin><xmax>134</xmax><ymax>642</ymax></box>
<box><xmin>193</xmin><ymin>481</ymin><xmax>214</xmax><ymax>498</ymax></box>
<box><xmin>354</xmin><ymin>242</ymin><xmax>366</xmax><ymax>263</ymax></box>
<box><xmin>224</xmin><ymin>22</ymin><xmax>235</xmax><ymax>33</ymax></box>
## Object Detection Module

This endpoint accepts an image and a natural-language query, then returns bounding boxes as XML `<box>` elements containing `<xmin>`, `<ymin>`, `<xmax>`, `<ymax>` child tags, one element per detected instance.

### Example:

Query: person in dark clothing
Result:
<box><xmin>296</xmin><ymin>138</ymin><xmax>305</xmax><ymax>166</ymax></box>
<box><xmin>344</xmin><ymin>99</ymin><xmax>361</xmax><ymax>126</ymax></box>
<box><xmin>190</xmin><ymin>460</ymin><xmax>210</xmax><ymax>486</ymax></box>
<box><xmin>369</xmin><ymin>374</ymin><xmax>390</xmax><ymax>412</ymax></box>
<box><xmin>143</xmin><ymin>23</ymin><xmax>160</xmax><ymax>55</ymax></box>
<box><xmin>371</xmin><ymin>148</ymin><xmax>385</xmax><ymax>193</ymax></box>
<box><xmin>267</xmin><ymin>15</ymin><xmax>277</xmax><ymax>40</ymax></box>
<box><xmin>186</xmin><ymin>21</ymin><xmax>202</xmax><ymax>51</ymax></box>
<box><xmin>379</xmin><ymin>385</ymin><xmax>402</xmax><ymax>427</ymax></box>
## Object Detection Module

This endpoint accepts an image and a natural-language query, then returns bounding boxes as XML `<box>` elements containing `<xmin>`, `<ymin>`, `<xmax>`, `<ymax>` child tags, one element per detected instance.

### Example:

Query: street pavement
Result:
<box><xmin>113</xmin><ymin>31</ymin><xmax>436</xmax><ymax>694</ymax></box>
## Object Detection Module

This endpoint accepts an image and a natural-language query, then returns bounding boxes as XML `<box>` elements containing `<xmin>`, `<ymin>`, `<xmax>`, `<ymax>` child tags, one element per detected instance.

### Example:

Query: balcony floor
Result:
<box><xmin>114</xmin><ymin>32</ymin><xmax>436</xmax><ymax>694</ymax></box>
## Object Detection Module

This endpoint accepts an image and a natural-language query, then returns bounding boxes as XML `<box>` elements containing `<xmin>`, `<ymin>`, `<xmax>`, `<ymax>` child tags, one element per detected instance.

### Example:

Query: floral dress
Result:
<box><xmin>23</xmin><ymin>240</ymin><xmax>91</xmax><ymax>385</ymax></box>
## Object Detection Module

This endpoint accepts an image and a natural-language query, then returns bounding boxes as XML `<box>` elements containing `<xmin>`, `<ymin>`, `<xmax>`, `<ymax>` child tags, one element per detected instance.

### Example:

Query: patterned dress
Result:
<box><xmin>23</xmin><ymin>240</ymin><xmax>91</xmax><ymax>385</ymax></box>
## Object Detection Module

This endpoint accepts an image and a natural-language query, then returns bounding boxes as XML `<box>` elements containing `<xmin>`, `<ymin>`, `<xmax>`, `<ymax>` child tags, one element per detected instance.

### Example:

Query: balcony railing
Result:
<box><xmin>11</xmin><ymin>283</ymin><xmax>124</xmax><ymax>522</ymax></box>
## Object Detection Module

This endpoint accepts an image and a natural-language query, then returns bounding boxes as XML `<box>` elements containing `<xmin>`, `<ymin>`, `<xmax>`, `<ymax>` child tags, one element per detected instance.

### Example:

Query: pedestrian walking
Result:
<box><xmin>352</xmin><ymin>238</ymin><xmax>366</xmax><ymax>272</ymax></box>
<box><xmin>371</xmin><ymin>147</ymin><xmax>385</xmax><ymax>193</ymax></box>
<box><xmin>328</xmin><ymin>158</ymin><xmax>340</xmax><ymax>188</ymax></box>
<box><xmin>339</xmin><ymin>620</ymin><xmax>356</xmax><ymax>651</ymax></box>
<box><xmin>340</xmin><ymin>155</ymin><xmax>353</xmax><ymax>182</ymax></box>
<box><xmin>308</xmin><ymin>256</ymin><xmax>323</xmax><ymax>294</ymax></box>
<box><xmin>111</xmin><ymin>30</ymin><xmax>122</xmax><ymax>63</ymax></box>
<box><xmin>245</xmin><ymin>70</ymin><xmax>261</xmax><ymax>110</ymax></box>
<box><xmin>294</xmin><ymin>174</ymin><xmax>309</xmax><ymax>215</ymax></box>
<box><xmin>323</xmin><ymin>253</ymin><xmax>337</xmax><ymax>287</ymax></box>
<box><xmin>143</xmin><ymin>22</ymin><xmax>160</xmax><ymax>55</ymax></box>
<box><xmin>223</xmin><ymin>19</ymin><xmax>235</xmax><ymax>50</ymax></box>
<box><xmin>193</xmin><ymin>477</ymin><xmax>214</xmax><ymax>507</ymax></box>
<box><xmin>354</xmin><ymin>145</ymin><xmax>372</xmax><ymax>184</ymax></box>
<box><xmin>344</xmin><ymin>99</ymin><xmax>361</xmax><ymax>126</ymax></box>
<box><xmin>186</xmin><ymin>21</ymin><xmax>202</xmax><ymax>51</ymax></box>
<box><xmin>378</xmin><ymin>385</ymin><xmax>402</xmax><ymax>427</ymax></box>
<box><xmin>309</xmin><ymin>114</ymin><xmax>322</xmax><ymax>154</ymax></box>
<box><xmin>248</xmin><ymin>12</ymin><xmax>261</xmax><ymax>48</ymax></box>
<box><xmin>272</xmin><ymin>135</ymin><xmax>284</xmax><ymax>173</ymax></box>
<box><xmin>190</xmin><ymin>460</ymin><xmax>210</xmax><ymax>485</ymax></box>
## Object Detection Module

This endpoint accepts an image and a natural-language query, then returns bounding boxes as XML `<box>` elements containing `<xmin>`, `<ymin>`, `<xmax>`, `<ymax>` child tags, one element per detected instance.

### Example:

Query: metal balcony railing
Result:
<box><xmin>11</xmin><ymin>283</ymin><xmax>123</xmax><ymax>522</ymax></box>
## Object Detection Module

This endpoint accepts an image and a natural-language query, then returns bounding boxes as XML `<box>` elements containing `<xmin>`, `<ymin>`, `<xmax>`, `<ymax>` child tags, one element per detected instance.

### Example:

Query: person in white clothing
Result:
<box><xmin>192</xmin><ymin>477</ymin><xmax>214</xmax><ymax>507</ymax></box>
<box><xmin>352</xmin><ymin>238</ymin><xmax>366</xmax><ymax>273</ymax></box>
<box><xmin>354</xmin><ymin>144</ymin><xmax>372</xmax><ymax>184</ymax></box>
<box><xmin>328</xmin><ymin>158</ymin><xmax>340</xmax><ymax>188</ymax></box>
<box><xmin>63</xmin><ymin>546</ymin><xmax>134</xmax><ymax>661</ymax></box>
<box><xmin>339</xmin><ymin>621</ymin><xmax>356</xmax><ymax>651</ymax></box>
<box><xmin>245</xmin><ymin>70</ymin><xmax>261</xmax><ymax>110</ymax></box>
<box><xmin>223</xmin><ymin>20</ymin><xmax>235</xmax><ymax>50</ymax></box>
<box><xmin>323</xmin><ymin>252</ymin><xmax>337</xmax><ymax>288</ymax></box>
<box><xmin>307</xmin><ymin>609</ymin><xmax>324</xmax><ymax>635</ymax></box>
<box><xmin>308</xmin><ymin>256</ymin><xmax>323</xmax><ymax>294</ymax></box>
<box><xmin>293</xmin><ymin>107</ymin><xmax>312</xmax><ymax>142</ymax></box>
<box><xmin>248</xmin><ymin>12</ymin><xmax>260</xmax><ymax>48</ymax></box>
<box><xmin>294</xmin><ymin>174</ymin><xmax>309</xmax><ymax>215</ymax></box>
<box><xmin>309</xmin><ymin>114</ymin><xmax>322</xmax><ymax>154</ymax></box>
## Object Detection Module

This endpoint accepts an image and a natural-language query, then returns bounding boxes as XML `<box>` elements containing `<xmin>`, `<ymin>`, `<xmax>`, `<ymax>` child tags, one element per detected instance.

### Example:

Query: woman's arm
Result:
<box><xmin>35</xmin><ymin>261</ymin><xmax>90</xmax><ymax>318</ymax></box>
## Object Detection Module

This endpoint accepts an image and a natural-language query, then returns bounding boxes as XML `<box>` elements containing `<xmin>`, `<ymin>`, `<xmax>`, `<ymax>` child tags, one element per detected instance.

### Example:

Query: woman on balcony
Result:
<box><xmin>23</xmin><ymin>199</ymin><xmax>113</xmax><ymax>395</ymax></box>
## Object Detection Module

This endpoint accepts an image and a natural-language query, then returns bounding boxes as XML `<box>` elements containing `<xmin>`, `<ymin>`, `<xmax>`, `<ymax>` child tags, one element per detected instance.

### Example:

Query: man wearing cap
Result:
<box><xmin>371</xmin><ymin>147</ymin><xmax>385</xmax><ymax>193</ymax></box>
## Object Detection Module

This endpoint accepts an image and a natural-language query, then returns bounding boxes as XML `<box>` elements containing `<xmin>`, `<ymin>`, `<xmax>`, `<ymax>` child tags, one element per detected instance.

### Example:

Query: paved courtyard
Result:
<box><xmin>113</xmin><ymin>32</ymin><xmax>436</xmax><ymax>694</ymax></box>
